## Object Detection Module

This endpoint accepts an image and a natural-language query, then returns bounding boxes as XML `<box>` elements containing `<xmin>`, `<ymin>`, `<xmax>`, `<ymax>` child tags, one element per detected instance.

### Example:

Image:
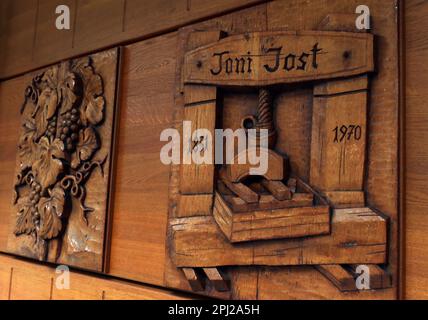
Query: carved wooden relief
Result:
<box><xmin>6</xmin><ymin>48</ymin><xmax>120</xmax><ymax>272</ymax></box>
<box><xmin>167</xmin><ymin>19</ymin><xmax>395</xmax><ymax>299</ymax></box>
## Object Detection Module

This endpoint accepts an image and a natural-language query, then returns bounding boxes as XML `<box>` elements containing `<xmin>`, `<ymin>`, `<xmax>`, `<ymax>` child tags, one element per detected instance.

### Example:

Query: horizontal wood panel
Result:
<box><xmin>0</xmin><ymin>0</ymin><xmax>264</xmax><ymax>79</ymax></box>
<box><xmin>0</xmin><ymin>253</ymin><xmax>191</xmax><ymax>300</ymax></box>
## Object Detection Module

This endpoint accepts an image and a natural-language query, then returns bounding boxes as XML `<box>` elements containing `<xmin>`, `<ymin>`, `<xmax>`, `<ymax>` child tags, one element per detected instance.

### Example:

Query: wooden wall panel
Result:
<box><xmin>107</xmin><ymin>33</ymin><xmax>177</xmax><ymax>286</ymax></box>
<box><xmin>108</xmin><ymin>4</ymin><xmax>267</xmax><ymax>289</ymax></box>
<box><xmin>10</xmin><ymin>264</ymin><xmax>53</xmax><ymax>300</ymax></box>
<box><xmin>0</xmin><ymin>254</ymin><xmax>191</xmax><ymax>299</ymax></box>
<box><xmin>0</xmin><ymin>0</ymin><xmax>38</xmax><ymax>81</ymax></box>
<box><xmin>0</xmin><ymin>75</ymin><xmax>33</xmax><ymax>253</ymax></box>
<box><xmin>404</xmin><ymin>0</ymin><xmax>428</xmax><ymax>300</ymax></box>
<box><xmin>0</xmin><ymin>0</ymin><xmax>264</xmax><ymax>79</ymax></box>
<box><xmin>74</xmin><ymin>0</ymin><xmax>126</xmax><ymax>50</ymax></box>
<box><xmin>33</xmin><ymin>0</ymin><xmax>77</xmax><ymax>66</ymax></box>
<box><xmin>0</xmin><ymin>263</ymin><xmax>11</xmax><ymax>299</ymax></box>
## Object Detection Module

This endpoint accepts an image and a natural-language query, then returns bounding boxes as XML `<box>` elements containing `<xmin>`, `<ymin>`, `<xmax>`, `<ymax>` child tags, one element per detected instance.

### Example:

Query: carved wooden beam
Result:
<box><xmin>171</xmin><ymin>207</ymin><xmax>387</xmax><ymax>268</ymax></box>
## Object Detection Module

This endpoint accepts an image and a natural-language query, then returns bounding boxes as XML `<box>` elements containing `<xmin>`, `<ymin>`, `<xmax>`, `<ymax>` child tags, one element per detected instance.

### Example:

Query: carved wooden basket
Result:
<box><xmin>213</xmin><ymin>177</ymin><xmax>330</xmax><ymax>243</ymax></box>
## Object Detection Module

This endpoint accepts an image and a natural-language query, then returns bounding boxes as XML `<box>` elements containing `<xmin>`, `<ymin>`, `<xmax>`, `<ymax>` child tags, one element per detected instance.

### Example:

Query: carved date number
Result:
<box><xmin>333</xmin><ymin>125</ymin><xmax>362</xmax><ymax>143</ymax></box>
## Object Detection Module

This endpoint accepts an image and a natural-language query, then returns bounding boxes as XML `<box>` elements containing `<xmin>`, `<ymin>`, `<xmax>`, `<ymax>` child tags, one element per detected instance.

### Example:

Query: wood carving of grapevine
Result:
<box><xmin>13</xmin><ymin>58</ymin><xmax>107</xmax><ymax>261</ymax></box>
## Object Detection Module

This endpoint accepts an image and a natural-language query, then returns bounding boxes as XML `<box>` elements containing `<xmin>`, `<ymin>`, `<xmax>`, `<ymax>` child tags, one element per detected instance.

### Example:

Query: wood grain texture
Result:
<box><xmin>0</xmin><ymin>76</ymin><xmax>31</xmax><ymax>253</ymax></box>
<box><xmin>256</xmin><ymin>266</ymin><xmax>394</xmax><ymax>300</ymax></box>
<box><xmin>0</xmin><ymin>253</ymin><xmax>190</xmax><ymax>300</ymax></box>
<box><xmin>171</xmin><ymin>208</ymin><xmax>387</xmax><ymax>267</ymax></box>
<box><xmin>315</xmin><ymin>264</ymin><xmax>356</xmax><ymax>291</ymax></box>
<box><xmin>310</xmin><ymin>91</ymin><xmax>367</xmax><ymax>191</ymax></box>
<box><xmin>107</xmin><ymin>32</ymin><xmax>177</xmax><ymax>286</ymax></box>
<box><xmin>0</xmin><ymin>263</ymin><xmax>11</xmax><ymax>299</ymax></box>
<box><xmin>0</xmin><ymin>0</ymin><xmax>264</xmax><ymax>79</ymax></box>
<box><xmin>183</xmin><ymin>31</ymin><xmax>374</xmax><ymax>86</ymax></box>
<box><xmin>404</xmin><ymin>0</ymin><xmax>428</xmax><ymax>300</ymax></box>
<box><xmin>213</xmin><ymin>191</ymin><xmax>330</xmax><ymax>243</ymax></box>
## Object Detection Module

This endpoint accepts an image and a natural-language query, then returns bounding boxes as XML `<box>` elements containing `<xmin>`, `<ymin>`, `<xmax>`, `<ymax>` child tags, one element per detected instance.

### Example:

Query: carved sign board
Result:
<box><xmin>6</xmin><ymin>48</ymin><xmax>120</xmax><ymax>272</ymax></box>
<box><xmin>183</xmin><ymin>31</ymin><xmax>374</xmax><ymax>86</ymax></box>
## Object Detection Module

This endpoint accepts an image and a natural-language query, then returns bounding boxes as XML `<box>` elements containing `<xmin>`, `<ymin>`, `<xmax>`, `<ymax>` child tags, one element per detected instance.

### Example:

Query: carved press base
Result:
<box><xmin>6</xmin><ymin>48</ymin><xmax>120</xmax><ymax>272</ymax></box>
<box><xmin>167</xmin><ymin>23</ymin><xmax>394</xmax><ymax>299</ymax></box>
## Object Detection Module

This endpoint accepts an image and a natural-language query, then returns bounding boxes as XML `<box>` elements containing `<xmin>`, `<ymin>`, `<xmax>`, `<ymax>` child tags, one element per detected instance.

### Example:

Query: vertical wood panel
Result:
<box><xmin>10</xmin><ymin>265</ymin><xmax>53</xmax><ymax>300</ymax></box>
<box><xmin>107</xmin><ymin>33</ymin><xmax>177</xmax><ymax>286</ymax></box>
<box><xmin>51</xmin><ymin>272</ymin><xmax>103</xmax><ymax>300</ymax></box>
<box><xmin>0</xmin><ymin>75</ymin><xmax>33</xmax><ymax>252</ymax></box>
<box><xmin>404</xmin><ymin>0</ymin><xmax>428</xmax><ymax>300</ymax></box>
<box><xmin>33</xmin><ymin>0</ymin><xmax>76</xmax><ymax>66</ymax></box>
<box><xmin>73</xmin><ymin>0</ymin><xmax>125</xmax><ymax>51</ymax></box>
<box><xmin>0</xmin><ymin>0</ymin><xmax>38</xmax><ymax>78</ymax></box>
<box><xmin>0</xmin><ymin>264</ymin><xmax>11</xmax><ymax>299</ymax></box>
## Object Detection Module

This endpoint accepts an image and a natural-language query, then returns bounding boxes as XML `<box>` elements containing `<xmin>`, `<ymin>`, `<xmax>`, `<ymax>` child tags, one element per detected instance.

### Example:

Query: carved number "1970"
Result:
<box><xmin>332</xmin><ymin>125</ymin><xmax>362</xmax><ymax>143</ymax></box>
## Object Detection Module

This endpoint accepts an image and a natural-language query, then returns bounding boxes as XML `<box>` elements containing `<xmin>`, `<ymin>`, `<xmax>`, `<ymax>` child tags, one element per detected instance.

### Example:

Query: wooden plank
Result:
<box><xmin>347</xmin><ymin>264</ymin><xmax>392</xmax><ymax>290</ymax></box>
<box><xmin>0</xmin><ymin>264</ymin><xmax>11</xmax><ymax>300</ymax></box>
<box><xmin>213</xmin><ymin>192</ymin><xmax>329</xmax><ymax>243</ymax></box>
<box><xmin>316</xmin><ymin>265</ymin><xmax>356</xmax><ymax>291</ymax></box>
<box><xmin>260</xmin><ymin>179</ymin><xmax>291</xmax><ymax>200</ymax></box>
<box><xmin>226</xmin><ymin>193</ymin><xmax>314</xmax><ymax>212</ymax></box>
<box><xmin>229</xmin><ymin>267</ymin><xmax>258</xmax><ymax>300</ymax></box>
<box><xmin>74</xmin><ymin>0</ymin><xmax>126</xmax><ymax>51</ymax></box>
<box><xmin>0</xmin><ymin>75</ymin><xmax>29</xmax><ymax>252</ymax></box>
<box><xmin>314</xmin><ymin>75</ymin><xmax>368</xmax><ymax>96</ymax></box>
<box><xmin>10</xmin><ymin>266</ymin><xmax>53</xmax><ymax>300</ymax></box>
<box><xmin>404</xmin><ymin>0</ymin><xmax>428</xmax><ymax>300</ymax></box>
<box><xmin>180</xmin><ymin>102</ymin><xmax>216</xmax><ymax>194</ymax></box>
<box><xmin>0</xmin><ymin>253</ymin><xmax>191</xmax><ymax>300</ymax></box>
<box><xmin>33</xmin><ymin>0</ymin><xmax>76</xmax><ymax>66</ymax></box>
<box><xmin>0</xmin><ymin>0</ymin><xmax>37</xmax><ymax>78</ymax></box>
<box><xmin>52</xmin><ymin>272</ymin><xmax>103</xmax><ymax>300</ymax></box>
<box><xmin>177</xmin><ymin>194</ymin><xmax>213</xmax><ymax>218</ymax></box>
<box><xmin>172</xmin><ymin>207</ymin><xmax>387</xmax><ymax>267</ymax></box>
<box><xmin>310</xmin><ymin>90</ymin><xmax>367</xmax><ymax>191</ymax></box>
<box><xmin>220</xmin><ymin>168</ymin><xmax>259</xmax><ymax>203</ymax></box>
<box><xmin>256</xmin><ymin>266</ymin><xmax>393</xmax><ymax>300</ymax></box>
<box><xmin>323</xmin><ymin>191</ymin><xmax>365</xmax><ymax>208</ymax></box>
<box><xmin>183</xmin><ymin>31</ymin><xmax>374</xmax><ymax>86</ymax></box>
<box><xmin>179</xmin><ymin>31</ymin><xmax>223</xmax><ymax>195</ymax></box>
<box><xmin>182</xmin><ymin>268</ymin><xmax>205</xmax><ymax>292</ymax></box>
<box><xmin>317</xmin><ymin>13</ymin><xmax>367</xmax><ymax>33</ymax></box>
<box><xmin>184</xmin><ymin>84</ymin><xmax>217</xmax><ymax>105</ymax></box>
<box><xmin>108</xmin><ymin>33</ymin><xmax>178</xmax><ymax>286</ymax></box>
<box><xmin>203</xmin><ymin>267</ymin><xmax>230</xmax><ymax>292</ymax></box>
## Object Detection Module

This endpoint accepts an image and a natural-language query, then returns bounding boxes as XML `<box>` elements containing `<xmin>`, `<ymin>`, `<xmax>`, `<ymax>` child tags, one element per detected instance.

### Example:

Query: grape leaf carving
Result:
<box><xmin>13</xmin><ymin>55</ymin><xmax>107</xmax><ymax>263</ymax></box>
<box><xmin>33</xmin><ymin>138</ymin><xmax>65</xmax><ymax>190</ymax></box>
<box><xmin>37</xmin><ymin>87</ymin><xmax>58</xmax><ymax>120</ymax></box>
<box><xmin>76</xmin><ymin>127</ymin><xmax>99</xmax><ymax>162</ymax></box>
<box><xmin>14</xmin><ymin>196</ymin><xmax>36</xmax><ymax>236</ymax></box>
<box><xmin>38</xmin><ymin>185</ymin><xmax>65</xmax><ymax>240</ymax></box>
<box><xmin>73</xmin><ymin>58</ymin><xmax>105</xmax><ymax>126</ymax></box>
